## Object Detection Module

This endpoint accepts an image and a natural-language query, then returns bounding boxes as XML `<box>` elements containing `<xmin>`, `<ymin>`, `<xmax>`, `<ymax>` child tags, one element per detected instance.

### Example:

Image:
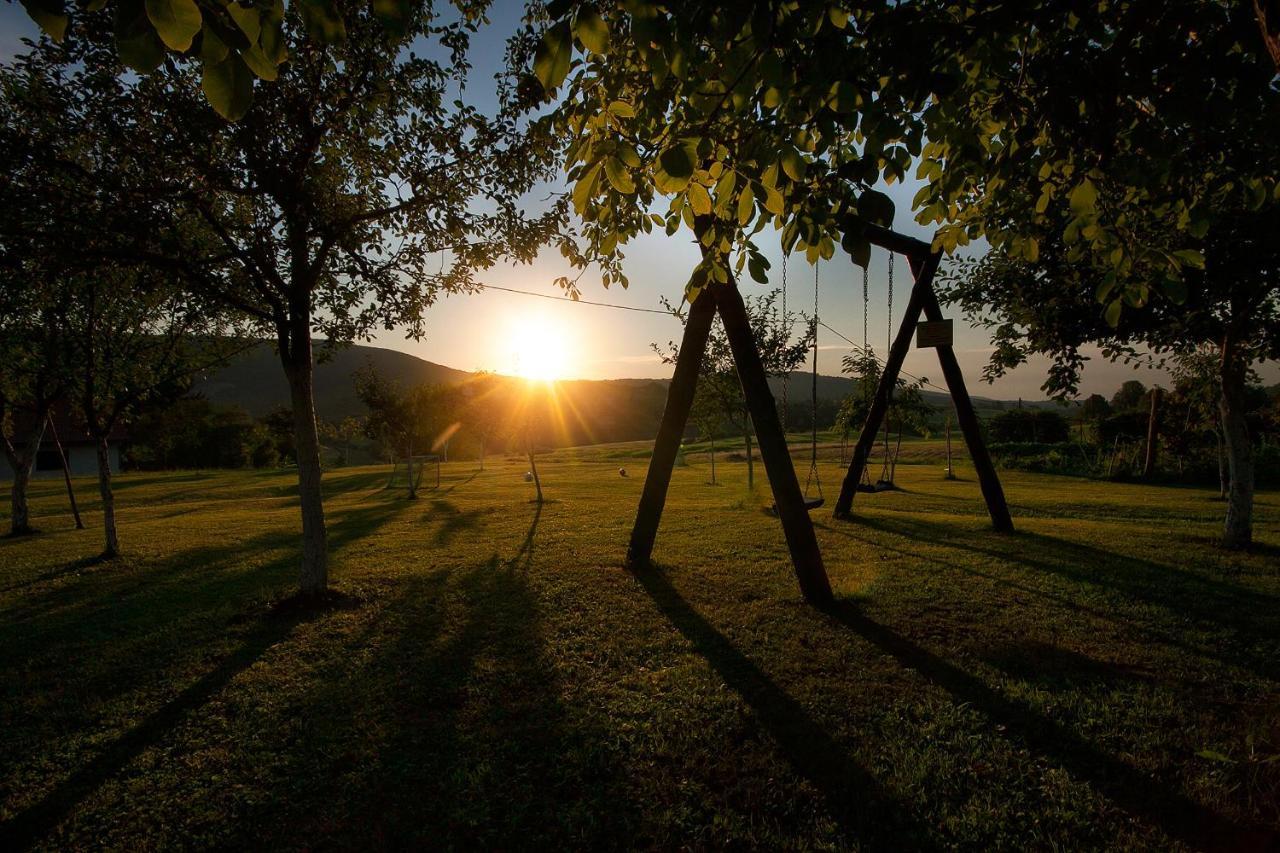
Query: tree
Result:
<box><xmin>904</xmin><ymin>0</ymin><xmax>1279</xmax><ymax>548</ymax></box>
<box><xmin>654</xmin><ymin>289</ymin><xmax>810</xmax><ymax>489</ymax></box>
<box><xmin>1111</xmin><ymin>381</ymin><xmax>1149</xmax><ymax>414</ymax></box>
<box><xmin>1080</xmin><ymin>394</ymin><xmax>1111</xmax><ymax>426</ymax></box>
<box><xmin>61</xmin><ymin>269</ymin><xmax>238</xmax><ymax>556</ymax></box>
<box><xmin>23</xmin><ymin>5</ymin><xmax>561</xmax><ymax>594</ymax></box>
<box><xmin>528</xmin><ymin>1</ymin><xmax>924</xmax><ymax>302</ymax></box>
<box><xmin>461</xmin><ymin>372</ymin><xmax>509</xmax><ymax>471</ymax></box>
<box><xmin>320</xmin><ymin>415</ymin><xmax>365</xmax><ymax>467</ymax></box>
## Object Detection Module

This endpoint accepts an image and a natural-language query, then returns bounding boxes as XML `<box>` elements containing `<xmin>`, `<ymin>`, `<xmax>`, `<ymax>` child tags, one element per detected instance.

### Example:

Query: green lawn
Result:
<box><xmin>1</xmin><ymin>447</ymin><xmax>1278</xmax><ymax>850</ymax></box>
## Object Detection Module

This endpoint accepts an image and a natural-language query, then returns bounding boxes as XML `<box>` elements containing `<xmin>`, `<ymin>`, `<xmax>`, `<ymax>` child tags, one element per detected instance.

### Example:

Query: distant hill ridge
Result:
<box><xmin>195</xmin><ymin>341</ymin><xmax>1061</xmax><ymax>424</ymax></box>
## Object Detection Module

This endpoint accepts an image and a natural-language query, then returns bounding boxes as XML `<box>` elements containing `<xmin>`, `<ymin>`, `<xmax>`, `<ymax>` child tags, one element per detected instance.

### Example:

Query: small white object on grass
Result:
<box><xmin>523</xmin><ymin>471</ymin><xmax>534</xmax><ymax>482</ymax></box>
<box><xmin>619</xmin><ymin>468</ymin><xmax>627</xmax><ymax>477</ymax></box>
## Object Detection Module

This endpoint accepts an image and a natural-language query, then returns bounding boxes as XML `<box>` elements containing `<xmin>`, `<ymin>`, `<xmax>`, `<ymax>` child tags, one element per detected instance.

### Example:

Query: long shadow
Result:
<box><xmin>815</xmin><ymin>519</ymin><xmax>1280</xmax><ymax>682</ymax></box>
<box><xmin>506</xmin><ymin>501</ymin><xmax>542</xmax><ymax>571</ymax></box>
<box><xmin>851</xmin><ymin>514</ymin><xmax>1280</xmax><ymax>645</ymax></box>
<box><xmin>822</xmin><ymin>600</ymin><xmax>1275</xmax><ymax>852</ymax></box>
<box><xmin>0</xmin><ymin>598</ymin><xmax>355</xmax><ymax>848</ymax></box>
<box><xmin>633</xmin><ymin>567</ymin><xmax>940</xmax><ymax>850</ymax></box>
<box><xmin>428</xmin><ymin>499</ymin><xmax>486</xmax><ymax>545</ymax></box>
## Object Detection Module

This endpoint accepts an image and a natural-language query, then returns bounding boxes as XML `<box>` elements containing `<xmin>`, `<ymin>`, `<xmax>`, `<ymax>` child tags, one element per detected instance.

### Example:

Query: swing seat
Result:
<box><xmin>769</xmin><ymin>496</ymin><xmax>825</xmax><ymax>514</ymax></box>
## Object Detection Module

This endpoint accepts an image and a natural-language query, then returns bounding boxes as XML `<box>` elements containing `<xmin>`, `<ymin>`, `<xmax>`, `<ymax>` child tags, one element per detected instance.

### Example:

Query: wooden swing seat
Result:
<box><xmin>769</xmin><ymin>496</ymin><xmax>825</xmax><ymax>514</ymax></box>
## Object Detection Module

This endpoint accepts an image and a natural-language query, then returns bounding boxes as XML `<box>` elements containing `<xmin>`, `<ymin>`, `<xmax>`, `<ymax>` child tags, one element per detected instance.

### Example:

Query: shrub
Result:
<box><xmin>988</xmin><ymin>409</ymin><xmax>1070</xmax><ymax>443</ymax></box>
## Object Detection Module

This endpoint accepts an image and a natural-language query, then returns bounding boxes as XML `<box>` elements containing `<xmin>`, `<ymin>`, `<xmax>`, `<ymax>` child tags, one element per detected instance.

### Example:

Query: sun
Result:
<box><xmin>510</xmin><ymin>315</ymin><xmax>572</xmax><ymax>381</ymax></box>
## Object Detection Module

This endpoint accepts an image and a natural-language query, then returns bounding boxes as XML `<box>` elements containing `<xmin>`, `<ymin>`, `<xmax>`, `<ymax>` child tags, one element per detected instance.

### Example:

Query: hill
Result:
<box><xmin>195</xmin><ymin>342</ymin><xmax>472</xmax><ymax>421</ymax></box>
<box><xmin>194</xmin><ymin>343</ymin><xmax>1067</xmax><ymax>449</ymax></box>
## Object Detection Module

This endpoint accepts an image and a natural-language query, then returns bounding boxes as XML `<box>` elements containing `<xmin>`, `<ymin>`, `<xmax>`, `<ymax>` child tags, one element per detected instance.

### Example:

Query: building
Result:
<box><xmin>0</xmin><ymin>406</ymin><xmax>125</xmax><ymax>480</ymax></box>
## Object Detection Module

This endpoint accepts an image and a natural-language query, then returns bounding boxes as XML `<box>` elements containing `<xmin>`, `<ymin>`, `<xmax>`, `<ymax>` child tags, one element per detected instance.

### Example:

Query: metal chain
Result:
<box><xmin>780</xmin><ymin>251</ymin><xmax>789</xmax><ymax>434</ymax></box>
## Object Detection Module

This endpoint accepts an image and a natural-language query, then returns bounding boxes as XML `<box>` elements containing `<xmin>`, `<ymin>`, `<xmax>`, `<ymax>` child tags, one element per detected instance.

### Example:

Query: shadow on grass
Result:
<box><xmin>633</xmin><ymin>566</ymin><xmax>939</xmax><ymax>850</ymax></box>
<box><xmin>821</xmin><ymin>600</ymin><xmax>1274</xmax><ymax>852</ymax></box>
<box><xmin>506</xmin><ymin>501</ymin><xmax>542</xmax><ymax>571</ymax></box>
<box><xmin>0</xmin><ymin>596</ymin><xmax>357</xmax><ymax>849</ymax></box>
<box><xmin>428</xmin><ymin>499</ymin><xmax>487</xmax><ymax>545</ymax></box>
<box><xmin>852</xmin><ymin>514</ymin><xmax>1280</xmax><ymax>650</ymax></box>
<box><xmin>0</xmin><ymin>496</ymin><xmax>414</xmax><ymax>847</ymax></box>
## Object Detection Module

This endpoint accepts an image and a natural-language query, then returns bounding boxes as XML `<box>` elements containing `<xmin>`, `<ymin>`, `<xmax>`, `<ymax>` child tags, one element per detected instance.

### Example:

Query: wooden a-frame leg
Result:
<box><xmin>833</xmin><ymin>252</ymin><xmax>940</xmax><ymax>518</ymax></box>
<box><xmin>920</xmin><ymin>287</ymin><xmax>1014</xmax><ymax>532</ymax></box>
<box><xmin>713</xmin><ymin>280</ymin><xmax>834</xmax><ymax>605</ymax></box>
<box><xmin>627</xmin><ymin>288</ymin><xmax>717</xmax><ymax>568</ymax></box>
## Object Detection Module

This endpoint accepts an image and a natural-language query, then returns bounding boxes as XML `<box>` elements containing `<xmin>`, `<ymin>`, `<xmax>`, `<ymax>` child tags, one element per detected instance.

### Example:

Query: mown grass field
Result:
<box><xmin>1</xmin><ymin>442</ymin><xmax>1278</xmax><ymax>850</ymax></box>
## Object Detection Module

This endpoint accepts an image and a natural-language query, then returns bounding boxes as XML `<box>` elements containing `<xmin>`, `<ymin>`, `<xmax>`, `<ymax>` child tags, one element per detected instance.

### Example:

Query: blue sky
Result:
<box><xmin>3</xmin><ymin>0</ymin><xmax>1249</xmax><ymax>399</ymax></box>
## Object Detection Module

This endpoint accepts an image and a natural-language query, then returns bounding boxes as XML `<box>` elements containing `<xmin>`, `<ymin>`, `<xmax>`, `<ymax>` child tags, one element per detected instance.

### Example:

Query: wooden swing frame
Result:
<box><xmin>626</xmin><ymin>223</ymin><xmax>1012</xmax><ymax>607</ymax></box>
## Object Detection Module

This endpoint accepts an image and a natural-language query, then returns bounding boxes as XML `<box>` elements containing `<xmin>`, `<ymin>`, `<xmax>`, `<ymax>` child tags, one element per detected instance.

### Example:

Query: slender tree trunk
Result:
<box><xmin>5</xmin><ymin>418</ymin><xmax>46</xmax><ymax>536</ymax></box>
<box><xmin>1219</xmin><ymin>351</ymin><xmax>1254</xmax><ymax>549</ymax></box>
<box><xmin>709</xmin><ymin>434</ymin><xmax>717</xmax><ymax>484</ymax></box>
<box><xmin>406</xmin><ymin>436</ymin><xmax>417</xmax><ymax>500</ymax></box>
<box><xmin>744</xmin><ymin>408</ymin><xmax>754</xmax><ymax>489</ymax></box>
<box><xmin>1142</xmin><ymin>388</ymin><xmax>1160</xmax><ymax>478</ymax></box>
<box><xmin>527</xmin><ymin>445</ymin><xmax>543</xmax><ymax>503</ymax></box>
<box><xmin>282</xmin><ymin>331</ymin><xmax>329</xmax><ymax>595</ymax></box>
<box><xmin>1216</xmin><ymin>424</ymin><xmax>1228</xmax><ymax>499</ymax></box>
<box><xmin>94</xmin><ymin>437</ymin><xmax>119</xmax><ymax>557</ymax></box>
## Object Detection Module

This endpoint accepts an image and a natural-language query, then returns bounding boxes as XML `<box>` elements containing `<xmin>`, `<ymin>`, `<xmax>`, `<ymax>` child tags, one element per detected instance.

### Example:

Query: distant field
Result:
<box><xmin>1</xmin><ymin>449</ymin><xmax>1278</xmax><ymax>849</ymax></box>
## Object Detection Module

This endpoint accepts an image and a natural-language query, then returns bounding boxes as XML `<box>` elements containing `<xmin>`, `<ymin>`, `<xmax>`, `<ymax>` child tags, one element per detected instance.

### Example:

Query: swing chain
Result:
<box><xmin>780</xmin><ymin>251</ymin><xmax>788</xmax><ymax>435</ymax></box>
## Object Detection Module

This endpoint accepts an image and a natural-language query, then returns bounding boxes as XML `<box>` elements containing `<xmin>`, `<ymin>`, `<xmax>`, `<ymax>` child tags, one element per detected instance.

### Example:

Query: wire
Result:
<box><xmin>475</xmin><ymin>283</ymin><xmax>674</xmax><ymax>315</ymax></box>
<box><xmin>817</xmin><ymin>320</ymin><xmax>952</xmax><ymax>396</ymax></box>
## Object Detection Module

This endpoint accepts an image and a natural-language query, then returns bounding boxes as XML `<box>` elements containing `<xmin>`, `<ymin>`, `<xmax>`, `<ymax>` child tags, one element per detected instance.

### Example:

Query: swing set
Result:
<box><xmin>627</xmin><ymin>222</ymin><xmax>1014</xmax><ymax>605</ymax></box>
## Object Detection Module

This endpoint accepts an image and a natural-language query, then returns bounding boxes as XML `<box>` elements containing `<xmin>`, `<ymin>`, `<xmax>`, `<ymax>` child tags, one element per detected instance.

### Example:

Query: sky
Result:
<box><xmin>4</xmin><ymin>1</ymin><xmax>1270</xmax><ymax>400</ymax></box>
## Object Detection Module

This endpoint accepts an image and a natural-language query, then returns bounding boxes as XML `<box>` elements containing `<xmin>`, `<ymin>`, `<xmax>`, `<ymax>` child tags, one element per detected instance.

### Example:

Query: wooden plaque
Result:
<box><xmin>915</xmin><ymin>319</ymin><xmax>953</xmax><ymax>348</ymax></box>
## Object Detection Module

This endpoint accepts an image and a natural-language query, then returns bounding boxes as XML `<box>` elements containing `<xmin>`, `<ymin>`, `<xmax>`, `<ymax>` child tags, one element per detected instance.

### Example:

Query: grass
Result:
<box><xmin>1</xmin><ymin>445</ymin><xmax>1278</xmax><ymax>850</ymax></box>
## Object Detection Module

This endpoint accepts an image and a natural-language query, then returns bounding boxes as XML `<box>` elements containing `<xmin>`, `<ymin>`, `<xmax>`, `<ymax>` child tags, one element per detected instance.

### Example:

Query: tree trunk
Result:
<box><xmin>95</xmin><ymin>437</ymin><xmax>119</xmax><ymax>557</ymax></box>
<box><xmin>1218</xmin><ymin>351</ymin><xmax>1254</xmax><ymax>549</ymax></box>
<box><xmin>1216</xmin><ymin>424</ymin><xmax>1228</xmax><ymax>499</ymax></box>
<box><xmin>5</xmin><ymin>418</ymin><xmax>46</xmax><ymax>536</ymax></box>
<box><xmin>1142</xmin><ymin>388</ymin><xmax>1160</xmax><ymax>478</ymax></box>
<box><xmin>527</xmin><ymin>446</ymin><xmax>543</xmax><ymax>503</ymax></box>
<box><xmin>744</xmin><ymin>409</ymin><xmax>754</xmax><ymax>489</ymax></box>
<box><xmin>406</xmin><ymin>436</ymin><xmax>417</xmax><ymax>500</ymax></box>
<box><xmin>282</xmin><ymin>333</ymin><xmax>329</xmax><ymax>595</ymax></box>
<box><xmin>709</xmin><ymin>434</ymin><xmax>717</xmax><ymax>484</ymax></box>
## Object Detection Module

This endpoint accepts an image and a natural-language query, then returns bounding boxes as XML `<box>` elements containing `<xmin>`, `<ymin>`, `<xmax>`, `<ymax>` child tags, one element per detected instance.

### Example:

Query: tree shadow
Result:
<box><xmin>427</xmin><ymin>499</ymin><xmax>487</xmax><ymax>545</ymax></box>
<box><xmin>849</xmin><ymin>514</ymin><xmax>1280</xmax><ymax>654</ymax></box>
<box><xmin>820</xmin><ymin>599</ymin><xmax>1275</xmax><ymax>852</ymax></box>
<box><xmin>0</xmin><ymin>596</ymin><xmax>355</xmax><ymax>849</ymax></box>
<box><xmin>632</xmin><ymin>566</ymin><xmax>940</xmax><ymax>850</ymax></box>
<box><xmin>506</xmin><ymin>501</ymin><xmax>542</xmax><ymax>571</ymax></box>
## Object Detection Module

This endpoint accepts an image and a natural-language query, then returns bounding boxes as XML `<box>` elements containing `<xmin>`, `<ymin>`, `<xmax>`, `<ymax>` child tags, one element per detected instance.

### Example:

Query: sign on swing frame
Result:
<box><xmin>915</xmin><ymin>319</ymin><xmax>954</xmax><ymax>349</ymax></box>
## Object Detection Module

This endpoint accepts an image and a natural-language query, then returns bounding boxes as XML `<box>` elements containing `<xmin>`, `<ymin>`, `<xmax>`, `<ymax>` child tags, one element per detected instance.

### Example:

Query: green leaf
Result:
<box><xmin>1103</xmin><ymin>298</ymin><xmax>1122</xmax><ymax>328</ymax></box>
<box><xmin>828</xmin><ymin>6</ymin><xmax>849</xmax><ymax>28</ymax></box>
<box><xmin>688</xmin><ymin>182</ymin><xmax>712</xmax><ymax>216</ymax></box>
<box><xmin>573</xmin><ymin>6</ymin><xmax>609</xmax><ymax>54</ymax></box>
<box><xmin>603</xmin><ymin>157</ymin><xmax>635</xmax><ymax>194</ymax></box>
<box><xmin>1171</xmin><ymin>248</ymin><xmax>1205</xmax><ymax>269</ymax></box>
<box><xmin>748</xmin><ymin>254</ymin><xmax>769</xmax><ymax>284</ymax></box>
<box><xmin>298</xmin><ymin>0</ymin><xmax>345</xmax><ymax>42</ymax></box>
<box><xmin>117</xmin><ymin>26</ymin><xmax>165</xmax><ymax>73</ymax></box>
<box><xmin>371</xmin><ymin>0</ymin><xmax>411</xmax><ymax>35</ymax></box>
<box><xmin>737</xmin><ymin>186</ymin><xmax>755</xmax><ymax>226</ymax></box>
<box><xmin>659</xmin><ymin>145</ymin><xmax>694</xmax><ymax>180</ymax></box>
<box><xmin>762</xmin><ymin>184</ymin><xmax>784</xmax><ymax>215</ymax></box>
<box><xmin>1068</xmin><ymin>178</ymin><xmax>1098</xmax><ymax>214</ymax></box>
<box><xmin>572</xmin><ymin>160</ymin><xmax>603</xmax><ymax>213</ymax></box>
<box><xmin>616</xmin><ymin>143</ymin><xmax>641</xmax><ymax>168</ymax></box>
<box><xmin>226</xmin><ymin>1</ymin><xmax>261</xmax><ymax>43</ymax></box>
<box><xmin>1162</xmin><ymin>278</ymin><xmax>1188</xmax><ymax>305</ymax></box>
<box><xmin>606</xmin><ymin>100</ymin><xmax>634</xmax><ymax>117</ymax></box>
<box><xmin>240</xmin><ymin>43</ymin><xmax>278</xmax><ymax>80</ymax></box>
<box><xmin>780</xmin><ymin>149</ymin><xmax>806</xmax><ymax>182</ymax></box>
<box><xmin>533</xmin><ymin>21</ymin><xmax>573</xmax><ymax>93</ymax></box>
<box><xmin>856</xmin><ymin>189</ymin><xmax>895</xmax><ymax>225</ymax></box>
<box><xmin>19</xmin><ymin>0</ymin><xmax>67</xmax><ymax>42</ymax></box>
<box><xmin>202</xmin><ymin>50</ymin><xmax>254</xmax><ymax>121</ymax></box>
<box><xmin>842</xmin><ymin>231</ymin><xmax>871</xmax><ymax>268</ymax></box>
<box><xmin>199</xmin><ymin>26</ymin><xmax>229</xmax><ymax>62</ymax></box>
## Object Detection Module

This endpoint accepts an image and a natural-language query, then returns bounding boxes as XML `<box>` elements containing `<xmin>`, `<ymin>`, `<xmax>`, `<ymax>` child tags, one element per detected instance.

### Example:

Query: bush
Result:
<box><xmin>989</xmin><ymin>441</ymin><xmax>1094</xmax><ymax>476</ymax></box>
<box><xmin>988</xmin><ymin>409</ymin><xmax>1070</xmax><ymax>443</ymax></box>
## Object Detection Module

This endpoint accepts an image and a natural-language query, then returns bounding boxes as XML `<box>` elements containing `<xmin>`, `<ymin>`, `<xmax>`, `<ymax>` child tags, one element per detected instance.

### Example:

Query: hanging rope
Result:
<box><xmin>804</xmin><ymin>261</ymin><xmax>823</xmax><ymax>502</ymax></box>
<box><xmin>879</xmin><ymin>253</ymin><xmax>896</xmax><ymax>486</ymax></box>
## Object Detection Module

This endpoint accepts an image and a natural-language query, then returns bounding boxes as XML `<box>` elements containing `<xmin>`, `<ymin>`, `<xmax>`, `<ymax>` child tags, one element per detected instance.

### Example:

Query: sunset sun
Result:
<box><xmin>510</xmin><ymin>315</ymin><xmax>572</xmax><ymax>381</ymax></box>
